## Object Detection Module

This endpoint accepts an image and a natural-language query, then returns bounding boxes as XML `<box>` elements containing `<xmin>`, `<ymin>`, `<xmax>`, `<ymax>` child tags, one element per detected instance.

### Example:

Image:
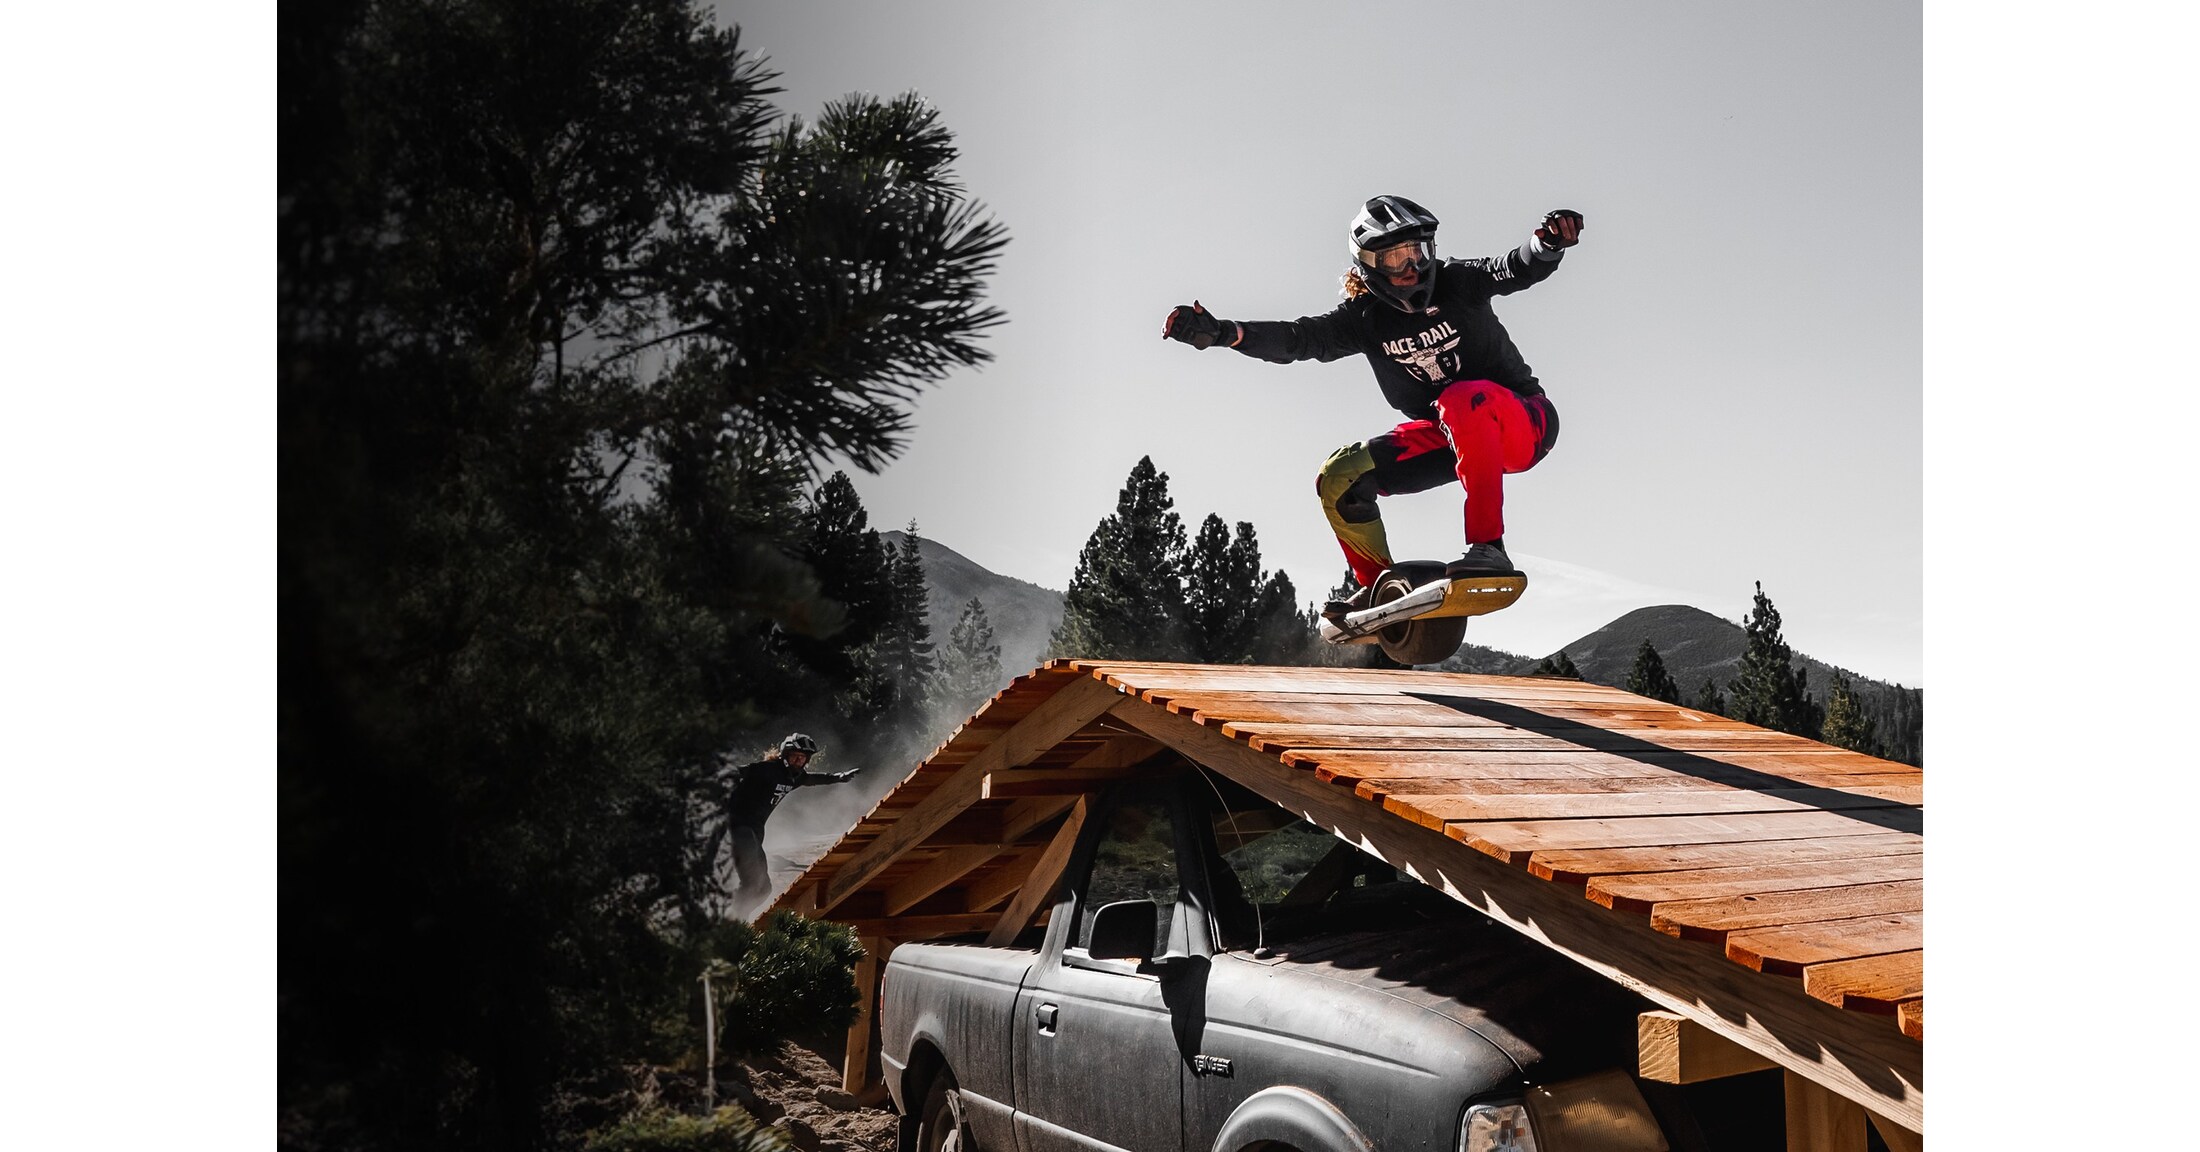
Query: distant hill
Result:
<box><xmin>884</xmin><ymin>530</ymin><xmax>1064</xmax><ymax>686</ymax></box>
<box><xmin>1440</xmin><ymin>604</ymin><xmax>1922</xmax><ymax>764</ymax></box>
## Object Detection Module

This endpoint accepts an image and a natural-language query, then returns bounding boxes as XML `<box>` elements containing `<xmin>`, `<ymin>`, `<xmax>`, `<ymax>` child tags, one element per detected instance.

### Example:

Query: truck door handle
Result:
<box><xmin>1035</xmin><ymin>1002</ymin><xmax>1059</xmax><ymax>1034</ymax></box>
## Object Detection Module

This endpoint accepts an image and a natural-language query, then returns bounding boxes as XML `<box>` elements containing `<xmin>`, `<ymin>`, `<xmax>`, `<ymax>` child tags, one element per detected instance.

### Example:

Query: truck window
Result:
<box><xmin>1203</xmin><ymin>776</ymin><xmax>1430</xmax><ymax>950</ymax></box>
<box><xmin>1076</xmin><ymin>795</ymin><xmax>1179</xmax><ymax>957</ymax></box>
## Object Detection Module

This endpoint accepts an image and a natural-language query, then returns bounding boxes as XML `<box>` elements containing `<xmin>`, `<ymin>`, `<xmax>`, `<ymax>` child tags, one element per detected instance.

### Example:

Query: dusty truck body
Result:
<box><xmin>877</xmin><ymin>768</ymin><xmax>1744</xmax><ymax>1152</ymax></box>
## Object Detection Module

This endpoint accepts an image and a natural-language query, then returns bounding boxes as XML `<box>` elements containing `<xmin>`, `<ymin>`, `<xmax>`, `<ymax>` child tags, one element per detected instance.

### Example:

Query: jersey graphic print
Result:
<box><xmin>1378</xmin><ymin>319</ymin><xmax>1464</xmax><ymax>384</ymax></box>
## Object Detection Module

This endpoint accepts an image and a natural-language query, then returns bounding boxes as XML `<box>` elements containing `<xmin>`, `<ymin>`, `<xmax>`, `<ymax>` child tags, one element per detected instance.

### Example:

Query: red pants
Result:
<box><xmin>1317</xmin><ymin>380</ymin><xmax>1549</xmax><ymax>587</ymax></box>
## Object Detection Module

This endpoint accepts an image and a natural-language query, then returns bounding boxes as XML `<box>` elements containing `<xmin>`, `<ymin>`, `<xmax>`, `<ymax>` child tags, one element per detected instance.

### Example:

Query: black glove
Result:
<box><xmin>1536</xmin><ymin>209</ymin><xmax>1584</xmax><ymax>250</ymax></box>
<box><xmin>831</xmin><ymin>770</ymin><xmax>857</xmax><ymax>783</ymax></box>
<box><xmin>1162</xmin><ymin>301</ymin><xmax>1236</xmax><ymax>350</ymax></box>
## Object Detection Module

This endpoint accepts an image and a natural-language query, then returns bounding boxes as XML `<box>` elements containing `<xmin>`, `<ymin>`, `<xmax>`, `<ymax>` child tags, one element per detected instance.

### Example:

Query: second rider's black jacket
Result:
<box><xmin>1230</xmin><ymin>241</ymin><xmax>1563</xmax><ymax>423</ymax></box>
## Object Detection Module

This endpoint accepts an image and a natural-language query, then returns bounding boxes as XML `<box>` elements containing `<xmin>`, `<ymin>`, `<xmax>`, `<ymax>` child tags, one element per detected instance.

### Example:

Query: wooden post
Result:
<box><xmin>841</xmin><ymin>937</ymin><xmax>890</xmax><ymax>1094</ymax></box>
<box><xmin>1784</xmin><ymin>1070</ymin><xmax>1867</xmax><ymax>1152</ymax></box>
<box><xmin>1867</xmin><ymin>1110</ymin><xmax>1923</xmax><ymax>1152</ymax></box>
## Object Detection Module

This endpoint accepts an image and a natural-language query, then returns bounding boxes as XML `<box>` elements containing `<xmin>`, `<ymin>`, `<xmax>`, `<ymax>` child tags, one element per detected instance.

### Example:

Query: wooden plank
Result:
<box><xmin>1240</xmin><ymin>725</ymin><xmax>1851</xmax><ymax>755</ymax></box>
<box><xmin>882</xmin><ymin>846</ymin><xmax>1004</xmax><ymax>917</ymax></box>
<box><xmin>986</xmin><ymin>796</ymin><xmax>1090</xmax><ymax>946</ymax></box>
<box><xmin>1588</xmin><ymin>855</ymin><xmax>1924</xmax><ymax>914</ymax></box>
<box><xmin>1725</xmin><ymin>913</ymin><xmax>1924</xmax><ymax>976</ymax></box>
<box><xmin>1104</xmin><ymin>700</ymin><xmax>1921</xmax><ymax>1130</ymax></box>
<box><xmin>1443</xmin><ymin>804</ymin><xmax>1909</xmax><ymax>870</ymax></box>
<box><xmin>1784</xmin><ymin>1070</ymin><xmax>1868</xmax><ymax>1152</ymax></box>
<box><xmin>1803</xmin><ymin>951</ymin><xmax>1923</xmax><ymax>1014</ymax></box>
<box><xmin>1356</xmin><ymin>773</ymin><xmax>1923</xmax><ymax>800</ymax></box>
<box><xmin>817</xmin><ymin>674</ymin><xmax>1122</xmax><ymax>912</ymax></box>
<box><xmin>963</xmin><ymin>844</ymin><xmax>1048</xmax><ymax>912</ymax></box>
<box><xmin>1650</xmin><ymin>881</ymin><xmax>1924</xmax><ymax>942</ymax></box>
<box><xmin>1637</xmin><ymin>1010</ymin><xmax>1778</xmax><ymax>1083</ymax></box>
<box><xmin>1388</xmin><ymin>785</ymin><xmax>1919</xmax><ymax>825</ymax></box>
<box><xmin>1527</xmin><ymin>834</ymin><xmax>1923</xmax><ymax>885</ymax></box>
<box><xmin>840</xmin><ymin>940</ymin><xmax>885</xmax><ymax>1093</ymax></box>
<box><xmin>1449</xmin><ymin>809</ymin><xmax>1924</xmax><ymax>865</ymax></box>
<box><xmin>1077</xmin><ymin>662</ymin><xmax>1651</xmax><ymax>700</ymax></box>
<box><xmin>1284</xmin><ymin>741</ymin><xmax>1907</xmax><ymax>777</ymax></box>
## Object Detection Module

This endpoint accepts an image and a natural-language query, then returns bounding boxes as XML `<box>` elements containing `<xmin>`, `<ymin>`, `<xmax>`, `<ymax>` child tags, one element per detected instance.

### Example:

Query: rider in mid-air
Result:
<box><xmin>1162</xmin><ymin>196</ymin><xmax>1582</xmax><ymax>621</ymax></box>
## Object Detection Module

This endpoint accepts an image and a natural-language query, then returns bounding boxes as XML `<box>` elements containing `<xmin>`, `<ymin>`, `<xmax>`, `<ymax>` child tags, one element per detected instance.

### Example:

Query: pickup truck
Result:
<box><xmin>877</xmin><ymin>765</ymin><xmax>1777</xmax><ymax>1152</ymax></box>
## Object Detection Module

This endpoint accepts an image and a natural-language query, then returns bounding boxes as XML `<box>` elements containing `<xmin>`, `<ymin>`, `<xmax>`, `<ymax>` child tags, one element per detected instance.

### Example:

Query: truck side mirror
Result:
<box><xmin>1086</xmin><ymin>899</ymin><xmax>1162</xmax><ymax>960</ymax></box>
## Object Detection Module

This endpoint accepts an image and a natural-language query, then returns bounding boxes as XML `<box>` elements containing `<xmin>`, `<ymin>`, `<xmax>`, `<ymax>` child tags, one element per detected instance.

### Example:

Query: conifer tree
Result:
<box><xmin>1251</xmin><ymin>570</ymin><xmax>1320</xmax><ymax>665</ymax></box>
<box><xmin>1185</xmin><ymin>514</ymin><xmax>1265</xmax><ymax>664</ymax></box>
<box><xmin>1049</xmin><ymin>457</ymin><xmax>1190</xmax><ymax>659</ymax></box>
<box><xmin>1820</xmin><ymin>672</ymin><xmax>1881</xmax><ymax>755</ymax></box>
<box><xmin>794</xmin><ymin>472</ymin><xmax>895</xmax><ymax>698</ymax></box>
<box><xmin>1727</xmin><ymin>582</ymin><xmax>1821</xmax><ymax>737</ymax></box>
<box><xmin>1692</xmin><ymin>679</ymin><xmax>1728</xmax><ymax>716</ymax></box>
<box><xmin>939</xmin><ymin>597</ymin><xmax>1004</xmax><ymax>714</ymax></box>
<box><xmin>1625</xmin><ymin>639</ymin><xmax>1682</xmax><ymax>704</ymax></box>
<box><xmin>1535</xmin><ymin>650</ymin><xmax>1582</xmax><ymax>678</ymax></box>
<box><xmin>876</xmin><ymin>522</ymin><xmax>939</xmax><ymax>723</ymax></box>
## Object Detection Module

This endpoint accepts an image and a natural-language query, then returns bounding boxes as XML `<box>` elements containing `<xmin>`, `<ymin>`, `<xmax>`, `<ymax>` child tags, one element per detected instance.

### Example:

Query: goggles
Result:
<box><xmin>1358</xmin><ymin>239</ymin><xmax>1434</xmax><ymax>278</ymax></box>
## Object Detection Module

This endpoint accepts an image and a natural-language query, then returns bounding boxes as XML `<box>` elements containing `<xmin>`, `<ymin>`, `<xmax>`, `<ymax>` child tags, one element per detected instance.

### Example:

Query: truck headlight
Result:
<box><xmin>1459</xmin><ymin>1102</ymin><xmax>1537</xmax><ymax>1152</ymax></box>
<box><xmin>1523</xmin><ymin>1069</ymin><xmax>1668</xmax><ymax>1152</ymax></box>
<box><xmin>1461</xmin><ymin>1071</ymin><xmax>1669</xmax><ymax>1152</ymax></box>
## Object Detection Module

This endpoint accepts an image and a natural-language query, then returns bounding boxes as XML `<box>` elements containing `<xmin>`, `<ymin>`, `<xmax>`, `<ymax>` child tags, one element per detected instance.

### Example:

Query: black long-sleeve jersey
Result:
<box><xmin>1230</xmin><ymin>241</ymin><xmax>1563</xmax><ymax>423</ymax></box>
<box><xmin>718</xmin><ymin>757</ymin><xmax>842</xmax><ymax>828</ymax></box>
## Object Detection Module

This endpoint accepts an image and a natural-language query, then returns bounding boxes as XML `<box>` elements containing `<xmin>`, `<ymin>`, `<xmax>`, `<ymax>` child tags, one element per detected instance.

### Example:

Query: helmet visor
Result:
<box><xmin>1359</xmin><ymin>239</ymin><xmax>1434</xmax><ymax>279</ymax></box>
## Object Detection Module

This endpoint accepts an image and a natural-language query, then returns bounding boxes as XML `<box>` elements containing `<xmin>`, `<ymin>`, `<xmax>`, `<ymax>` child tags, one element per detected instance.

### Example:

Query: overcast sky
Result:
<box><xmin>718</xmin><ymin>0</ymin><xmax>1922</xmax><ymax>683</ymax></box>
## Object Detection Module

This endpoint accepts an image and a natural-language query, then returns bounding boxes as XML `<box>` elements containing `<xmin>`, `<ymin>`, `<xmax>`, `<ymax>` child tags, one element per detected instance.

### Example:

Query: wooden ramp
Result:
<box><xmin>770</xmin><ymin>660</ymin><xmax>1924</xmax><ymax>1139</ymax></box>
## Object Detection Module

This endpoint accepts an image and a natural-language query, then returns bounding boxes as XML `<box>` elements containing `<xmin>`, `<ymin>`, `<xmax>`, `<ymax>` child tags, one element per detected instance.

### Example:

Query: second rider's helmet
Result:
<box><xmin>780</xmin><ymin>733</ymin><xmax>820</xmax><ymax>759</ymax></box>
<box><xmin>1348</xmin><ymin>195</ymin><xmax>1441</xmax><ymax>313</ymax></box>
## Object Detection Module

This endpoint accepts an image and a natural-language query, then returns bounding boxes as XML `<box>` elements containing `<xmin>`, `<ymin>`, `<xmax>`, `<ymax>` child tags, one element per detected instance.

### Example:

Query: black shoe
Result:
<box><xmin>1445</xmin><ymin>542</ymin><xmax>1520</xmax><ymax>578</ymax></box>
<box><xmin>1321</xmin><ymin>583</ymin><xmax>1375</xmax><ymax>623</ymax></box>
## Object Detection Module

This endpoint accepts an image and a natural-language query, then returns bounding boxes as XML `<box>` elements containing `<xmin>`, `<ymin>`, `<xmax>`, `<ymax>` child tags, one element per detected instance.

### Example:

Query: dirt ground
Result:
<box><xmin>717</xmin><ymin>1039</ymin><xmax>901</xmax><ymax>1152</ymax></box>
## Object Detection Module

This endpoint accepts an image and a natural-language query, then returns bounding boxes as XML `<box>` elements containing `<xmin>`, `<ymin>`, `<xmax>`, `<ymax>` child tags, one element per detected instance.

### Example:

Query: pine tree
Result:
<box><xmin>1625</xmin><ymin>639</ymin><xmax>1682</xmax><ymax>704</ymax></box>
<box><xmin>939</xmin><ymin>597</ymin><xmax>1004</xmax><ymax>713</ymax></box>
<box><xmin>794</xmin><ymin>472</ymin><xmax>895</xmax><ymax>700</ymax></box>
<box><xmin>1185</xmin><ymin>515</ymin><xmax>1266</xmax><ymax>664</ymax></box>
<box><xmin>1727</xmin><ymin>582</ymin><xmax>1821</xmax><ymax>737</ymax></box>
<box><xmin>1251</xmin><ymin>569</ymin><xmax>1320</xmax><ymax>665</ymax></box>
<box><xmin>876</xmin><ymin>522</ymin><xmax>940</xmax><ymax>725</ymax></box>
<box><xmin>1692</xmin><ymin>679</ymin><xmax>1728</xmax><ymax>715</ymax></box>
<box><xmin>1820</xmin><ymin>672</ymin><xmax>1881</xmax><ymax>756</ymax></box>
<box><xmin>1049</xmin><ymin>457</ymin><xmax>1190</xmax><ymax>660</ymax></box>
<box><xmin>1535</xmin><ymin>650</ymin><xmax>1582</xmax><ymax>678</ymax></box>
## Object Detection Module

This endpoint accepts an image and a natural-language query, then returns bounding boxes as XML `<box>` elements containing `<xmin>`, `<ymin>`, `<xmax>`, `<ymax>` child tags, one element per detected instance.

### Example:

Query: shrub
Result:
<box><xmin>705</xmin><ymin>912</ymin><xmax>864</xmax><ymax>1057</ymax></box>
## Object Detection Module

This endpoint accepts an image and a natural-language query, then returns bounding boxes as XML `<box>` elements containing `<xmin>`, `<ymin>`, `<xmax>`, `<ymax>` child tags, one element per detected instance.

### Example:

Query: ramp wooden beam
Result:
<box><xmin>816</xmin><ymin>675</ymin><xmax>1123</xmax><ymax>912</ymax></box>
<box><xmin>986</xmin><ymin>795</ymin><xmax>1089</xmax><ymax>946</ymax></box>
<box><xmin>1107</xmin><ymin>698</ymin><xmax>1922</xmax><ymax>1132</ymax></box>
<box><xmin>1637</xmin><ymin>1010</ymin><xmax>1777</xmax><ymax>1083</ymax></box>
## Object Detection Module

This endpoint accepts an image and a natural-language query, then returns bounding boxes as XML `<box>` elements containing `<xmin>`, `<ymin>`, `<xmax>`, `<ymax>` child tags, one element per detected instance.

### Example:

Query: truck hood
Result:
<box><xmin>1263</xmin><ymin>919</ymin><xmax>1646</xmax><ymax>1081</ymax></box>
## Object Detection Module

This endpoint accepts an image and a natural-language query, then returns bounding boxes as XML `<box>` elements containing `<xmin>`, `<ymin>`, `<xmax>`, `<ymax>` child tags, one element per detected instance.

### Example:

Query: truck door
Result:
<box><xmin>1013</xmin><ymin>782</ymin><xmax>1188</xmax><ymax>1152</ymax></box>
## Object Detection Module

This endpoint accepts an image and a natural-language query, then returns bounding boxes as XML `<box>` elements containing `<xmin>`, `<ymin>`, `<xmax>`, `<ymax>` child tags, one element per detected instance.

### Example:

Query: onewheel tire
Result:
<box><xmin>1373</xmin><ymin>573</ymin><xmax>1469</xmax><ymax>666</ymax></box>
